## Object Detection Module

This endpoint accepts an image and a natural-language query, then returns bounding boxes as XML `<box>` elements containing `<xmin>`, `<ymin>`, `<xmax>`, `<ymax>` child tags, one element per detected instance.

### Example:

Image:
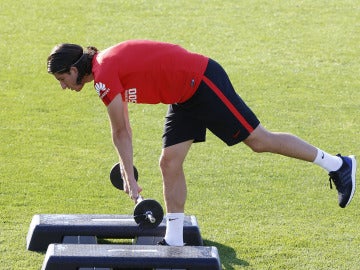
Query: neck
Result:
<box><xmin>83</xmin><ymin>74</ymin><xmax>94</xmax><ymax>84</ymax></box>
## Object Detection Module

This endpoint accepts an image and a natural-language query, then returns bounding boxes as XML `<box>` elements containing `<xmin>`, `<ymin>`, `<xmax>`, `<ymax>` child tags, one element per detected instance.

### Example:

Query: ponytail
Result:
<box><xmin>72</xmin><ymin>46</ymin><xmax>98</xmax><ymax>84</ymax></box>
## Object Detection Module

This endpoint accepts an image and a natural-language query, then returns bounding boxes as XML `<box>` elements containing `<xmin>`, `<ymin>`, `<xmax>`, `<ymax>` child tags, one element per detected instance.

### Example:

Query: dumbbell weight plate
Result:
<box><xmin>109</xmin><ymin>163</ymin><xmax>139</xmax><ymax>190</ymax></box>
<box><xmin>133</xmin><ymin>199</ymin><xmax>164</xmax><ymax>229</ymax></box>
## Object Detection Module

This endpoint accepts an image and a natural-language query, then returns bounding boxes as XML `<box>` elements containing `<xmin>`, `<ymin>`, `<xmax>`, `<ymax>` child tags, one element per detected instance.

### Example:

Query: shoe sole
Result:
<box><xmin>345</xmin><ymin>155</ymin><xmax>357</xmax><ymax>207</ymax></box>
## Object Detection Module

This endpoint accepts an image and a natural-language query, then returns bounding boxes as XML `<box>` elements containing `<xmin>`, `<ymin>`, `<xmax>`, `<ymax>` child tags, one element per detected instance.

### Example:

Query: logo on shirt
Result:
<box><xmin>94</xmin><ymin>82</ymin><xmax>110</xmax><ymax>99</ymax></box>
<box><xmin>125</xmin><ymin>88</ymin><xmax>137</xmax><ymax>103</ymax></box>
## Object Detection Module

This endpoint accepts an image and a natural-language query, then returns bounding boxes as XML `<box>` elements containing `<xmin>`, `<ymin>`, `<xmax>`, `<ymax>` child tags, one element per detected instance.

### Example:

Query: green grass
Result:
<box><xmin>1</xmin><ymin>0</ymin><xmax>359</xmax><ymax>269</ymax></box>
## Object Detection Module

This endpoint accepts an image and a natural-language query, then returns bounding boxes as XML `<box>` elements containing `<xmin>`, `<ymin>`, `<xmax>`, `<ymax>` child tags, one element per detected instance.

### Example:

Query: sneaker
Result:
<box><xmin>157</xmin><ymin>239</ymin><xmax>186</xmax><ymax>246</ymax></box>
<box><xmin>328</xmin><ymin>155</ymin><xmax>356</xmax><ymax>208</ymax></box>
<box><xmin>157</xmin><ymin>239</ymin><xmax>169</xmax><ymax>246</ymax></box>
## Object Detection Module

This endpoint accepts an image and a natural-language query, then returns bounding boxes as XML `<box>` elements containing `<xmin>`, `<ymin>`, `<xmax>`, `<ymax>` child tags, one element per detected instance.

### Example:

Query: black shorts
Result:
<box><xmin>162</xmin><ymin>59</ymin><xmax>260</xmax><ymax>148</ymax></box>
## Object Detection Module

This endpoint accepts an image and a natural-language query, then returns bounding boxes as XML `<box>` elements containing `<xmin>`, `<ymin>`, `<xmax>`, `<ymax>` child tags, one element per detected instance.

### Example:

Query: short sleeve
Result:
<box><xmin>93</xmin><ymin>69</ymin><xmax>124</xmax><ymax>106</ymax></box>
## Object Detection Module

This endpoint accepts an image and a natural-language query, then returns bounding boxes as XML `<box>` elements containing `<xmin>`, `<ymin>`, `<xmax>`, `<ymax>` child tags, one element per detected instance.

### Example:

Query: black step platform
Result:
<box><xmin>27</xmin><ymin>214</ymin><xmax>203</xmax><ymax>251</ymax></box>
<box><xmin>42</xmin><ymin>244</ymin><xmax>221</xmax><ymax>270</ymax></box>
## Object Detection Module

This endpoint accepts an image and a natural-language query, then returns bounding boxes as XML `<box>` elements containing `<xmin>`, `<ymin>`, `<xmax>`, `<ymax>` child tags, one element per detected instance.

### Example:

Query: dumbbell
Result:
<box><xmin>109</xmin><ymin>163</ymin><xmax>164</xmax><ymax>229</ymax></box>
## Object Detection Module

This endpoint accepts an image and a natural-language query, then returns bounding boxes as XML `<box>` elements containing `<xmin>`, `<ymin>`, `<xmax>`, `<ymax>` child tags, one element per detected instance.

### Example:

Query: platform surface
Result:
<box><xmin>42</xmin><ymin>244</ymin><xmax>221</xmax><ymax>270</ymax></box>
<box><xmin>27</xmin><ymin>214</ymin><xmax>203</xmax><ymax>251</ymax></box>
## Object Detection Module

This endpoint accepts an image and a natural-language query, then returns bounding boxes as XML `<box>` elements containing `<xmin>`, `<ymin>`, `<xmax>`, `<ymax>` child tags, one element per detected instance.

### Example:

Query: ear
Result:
<box><xmin>69</xmin><ymin>66</ymin><xmax>78</xmax><ymax>75</ymax></box>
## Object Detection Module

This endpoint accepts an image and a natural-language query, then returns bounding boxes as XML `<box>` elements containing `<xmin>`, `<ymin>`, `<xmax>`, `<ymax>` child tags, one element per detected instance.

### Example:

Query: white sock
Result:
<box><xmin>313</xmin><ymin>148</ymin><xmax>342</xmax><ymax>172</ymax></box>
<box><xmin>164</xmin><ymin>213</ymin><xmax>184</xmax><ymax>246</ymax></box>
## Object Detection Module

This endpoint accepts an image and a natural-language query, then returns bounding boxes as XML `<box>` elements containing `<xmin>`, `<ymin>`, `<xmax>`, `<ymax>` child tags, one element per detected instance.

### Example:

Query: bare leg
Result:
<box><xmin>244</xmin><ymin>124</ymin><xmax>317</xmax><ymax>161</ymax></box>
<box><xmin>159</xmin><ymin>140</ymin><xmax>193</xmax><ymax>213</ymax></box>
<box><xmin>159</xmin><ymin>140</ymin><xmax>193</xmax><ymax>246</ymax></box>
<box><xmin>244</xmin><ymin>124</ymin><xmax>356</xmax><ymax>208</ymax></box>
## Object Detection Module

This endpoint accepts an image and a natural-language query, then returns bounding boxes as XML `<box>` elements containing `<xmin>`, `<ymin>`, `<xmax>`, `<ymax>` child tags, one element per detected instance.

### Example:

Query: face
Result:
<box><xmin>54</xmin><ymin>67</ymin><xmax>84</xmax><ymax>92</ymax></box>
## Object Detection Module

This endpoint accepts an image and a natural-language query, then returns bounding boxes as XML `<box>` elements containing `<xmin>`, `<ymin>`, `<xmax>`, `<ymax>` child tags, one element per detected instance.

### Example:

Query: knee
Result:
<box><xmin>244</xmin><ymin>125</ymin><xmax>274</xmax><ymax>153</ymax></box>
<box><xmin>247</xmin><ymin>140</ymin><xmax>268</xmax><ymax>153</ymax></box>
<box><xmin>159</xmin><ymin>154</ymin><xmax>170</xmax><ymax>174</ymax></box>
<box><xmin>159</xmin><ymin>153</ymin><xmax>182</xmax><ymax>176</ymax></box>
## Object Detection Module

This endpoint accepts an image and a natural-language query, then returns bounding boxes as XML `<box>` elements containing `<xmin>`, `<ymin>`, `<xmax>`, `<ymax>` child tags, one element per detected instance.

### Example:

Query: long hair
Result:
<box><xmin>47</xmin><ymin>44</ymin><xmax>98</xmax><ymax>84</ymax></box>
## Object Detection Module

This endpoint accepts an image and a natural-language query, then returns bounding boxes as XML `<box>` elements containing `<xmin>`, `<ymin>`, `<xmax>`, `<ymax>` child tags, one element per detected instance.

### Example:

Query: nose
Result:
<box><xmin>60</xmin><ymin>81</ymin><xmax>67</xmax><ymax>89</ymax></box>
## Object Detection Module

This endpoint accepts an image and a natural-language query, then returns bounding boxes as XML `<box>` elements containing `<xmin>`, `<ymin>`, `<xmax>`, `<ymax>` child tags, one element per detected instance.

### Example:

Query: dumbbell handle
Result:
<box><xmin>135</xmin><ymin>195</ymin><xmax>144</xmax><ymax>204</ymax></box>
<box><xmin>135</xmin><ymin>195</ymin><xmax>156</xmax><ymax>224</ymax></box>
<box><xmin>144</xmin><ymin>211</ymin><xmax>156</xmax><ymax>224</ymax></box>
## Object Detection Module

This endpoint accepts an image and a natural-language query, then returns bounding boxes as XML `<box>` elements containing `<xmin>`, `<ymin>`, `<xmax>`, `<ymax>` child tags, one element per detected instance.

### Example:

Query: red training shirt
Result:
<box><xmin>92</xmin><ymin>40</ymin><xmax>209</xmax><ymax>106</ymax></box>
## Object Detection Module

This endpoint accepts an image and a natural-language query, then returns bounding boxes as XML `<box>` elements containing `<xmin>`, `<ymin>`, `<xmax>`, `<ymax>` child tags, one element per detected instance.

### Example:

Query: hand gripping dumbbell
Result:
<box><xmin>109</xmin><ymin>163</ymin><xmax>164</xmax><ymax>229</ymax></box>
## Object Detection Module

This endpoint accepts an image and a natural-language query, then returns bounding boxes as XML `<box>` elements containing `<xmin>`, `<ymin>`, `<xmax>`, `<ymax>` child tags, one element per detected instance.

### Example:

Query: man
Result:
<box><xmin>47</xmin><ymin>40</ymin><xmax>356</xmax><ymax>246</ymax></box>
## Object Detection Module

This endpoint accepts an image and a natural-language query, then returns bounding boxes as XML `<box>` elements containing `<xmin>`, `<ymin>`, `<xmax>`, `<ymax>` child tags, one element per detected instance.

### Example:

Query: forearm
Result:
<box><xmin>107</xmin><ymin>94</ymin><xmax>139</xmax><ymax>198</ymax></box>
<box><xmin>112</xmin><ymin>129</ymin><xmax>135</xmax><ymax>183</ymax></box>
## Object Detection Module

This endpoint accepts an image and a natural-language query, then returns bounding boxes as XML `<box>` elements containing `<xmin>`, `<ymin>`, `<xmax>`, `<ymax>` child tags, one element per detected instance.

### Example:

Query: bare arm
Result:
<box><xmin>107</xmin><ymin>94</ymin><xmax>142</xmax><ymax>201</ymax></box>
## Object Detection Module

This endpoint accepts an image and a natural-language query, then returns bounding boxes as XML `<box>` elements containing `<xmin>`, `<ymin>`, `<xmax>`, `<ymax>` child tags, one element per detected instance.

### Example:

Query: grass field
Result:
<box><xmin>1</xmin><ymin>0</ymin><xmax>359</xmax><ymax>269</ymax></box>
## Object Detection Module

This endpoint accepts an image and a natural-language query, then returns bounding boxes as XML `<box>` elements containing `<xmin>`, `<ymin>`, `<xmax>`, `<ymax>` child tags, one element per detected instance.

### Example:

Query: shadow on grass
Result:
<box><xmin>204</xmin><ymin>239</ymin><xmax>249</xmax><ymax>269</ymax></box>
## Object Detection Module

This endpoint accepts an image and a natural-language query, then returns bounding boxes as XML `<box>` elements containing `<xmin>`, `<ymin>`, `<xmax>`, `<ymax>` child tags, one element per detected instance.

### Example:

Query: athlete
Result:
<box><xmin>47</xmin><ymin>40</ymin><xmax>356</xmax><ymax>246</ymax></box>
